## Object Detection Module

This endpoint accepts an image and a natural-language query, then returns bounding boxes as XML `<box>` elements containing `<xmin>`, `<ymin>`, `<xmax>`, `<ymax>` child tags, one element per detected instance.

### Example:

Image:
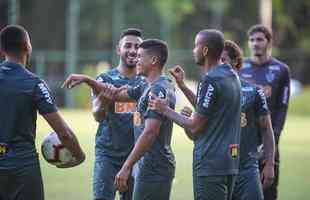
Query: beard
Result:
<box><xmin>195</xmin><ymin>55</ymin><xmax>205</xmax><ymax>66</ymax></box>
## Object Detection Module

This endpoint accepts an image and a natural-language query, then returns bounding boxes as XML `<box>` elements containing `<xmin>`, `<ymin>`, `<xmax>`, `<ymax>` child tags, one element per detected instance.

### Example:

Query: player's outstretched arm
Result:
<box><xmin>259</xmin><ymin>114</ymin><xmax>275</xmax><ymax>188</ymax></box>
<box><xmin>169</xmin><ymin>65</ymin><xmax>196</xmax><ymax>107</ymax></box>
<box><xmin>43</xmin><ymin>111</ymin><xmax>85</xmax><ymax>168</ymax></box>
<box><xmin>148</xmin><ymin>95</ymin><xmax>207</xmax><ymax>139</ymax></box>
<box><xmin>115</xmin><ymin>118</ymin><xmax>161</xmax><ymax>192</ymax></box>
<box><xmin>62</xmin><ymin>73</ymin><xmax>110</xmax><ymax>95</ymax></box>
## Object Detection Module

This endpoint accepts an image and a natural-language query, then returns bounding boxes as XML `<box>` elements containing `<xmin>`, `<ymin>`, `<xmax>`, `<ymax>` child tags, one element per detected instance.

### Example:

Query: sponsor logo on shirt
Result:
<box><xmin>241</xmin><ymin>73</ymin><xmax>253</xmax><ymax>78</ymax></box>
<box><xmin>202</xmin><ymin>84</ymin><xmax>214</xmax><ymax>108</ymax></box>
<box><xmin>114</xmin><ymin>102</ymin><xmax>137</xmax><ymax>113</ymax></box>
<box><xmin>241</xmin><ymin>86</ymin><xmax>254</xmax><ymax>92</ymax></box>
<box><xmin>258</xmin><ymin>89</ymin><xmax>269</xmax><ymax>110</ymax></box>
<box><xmin>283</xmin><ymin>87</ymin><xmax>289</xmax><ymax>104</ymax></box>
<box><xmin>0</xmin><ymin>66</ymin><xmax>11</xmax><ymax>71</ymax></box>
<box><xmin>38</xmin><ymin>83</ymin><xmax>53</xmax><ymax>104</ymax></box>
<box><xmin>269</xmin><ymin>65</ymin><xmax>280</xmax><ymax>71</ymax></box>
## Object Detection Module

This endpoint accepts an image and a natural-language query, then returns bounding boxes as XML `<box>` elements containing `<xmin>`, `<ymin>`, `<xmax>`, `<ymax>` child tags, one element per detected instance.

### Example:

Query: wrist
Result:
<box><xmin>265</xmin><ymin>160</ymin><xmax>275</xmax><ymax>167</ymax></box>
<box><xmin>177</xmin><ymin>81</ymin><xmax>186</xmax><ymax>88</ymax></box>
<box><xmin>123</xmin><ymin>161</ymin><xmax>133</xmax><ymax>171</ymax></box>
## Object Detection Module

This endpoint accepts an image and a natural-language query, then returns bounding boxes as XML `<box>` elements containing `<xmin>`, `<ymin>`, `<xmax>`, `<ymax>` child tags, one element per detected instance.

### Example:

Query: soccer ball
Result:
<box><xmin>41</xmin><ymin>132</ymin><xmax>74</xmax><ymax>166</ymax></box>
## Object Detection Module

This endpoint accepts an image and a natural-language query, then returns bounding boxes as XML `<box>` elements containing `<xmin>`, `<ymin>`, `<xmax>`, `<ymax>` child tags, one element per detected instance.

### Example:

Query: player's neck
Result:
<box><xmin>117</xmin><ymin>63</ymin><xmax>136</xmax><ymax>79</ymax></box>
<box><xmin>5</xmin><ymin>54</ymin><xmax>27</xmax><ymax>67</ymax></box>
<box><xmin>251</xmin><ymin>54</ymin><xmax>271</xmax><ymax>65</ymax></box>
<box><xmin>146</xmin><ymin>70</ymin><xmax>161</xmax><ymax>84</ymax></box>
<box><xmin>202</xmin><ymin>58</ymin><xmax>221</xmax><ymax>74</ymax></box>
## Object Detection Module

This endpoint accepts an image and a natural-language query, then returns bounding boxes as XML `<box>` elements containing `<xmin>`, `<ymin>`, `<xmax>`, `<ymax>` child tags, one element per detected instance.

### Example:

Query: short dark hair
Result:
<box><xmin>198</xmin><ymin>29</ymin><xmax>224</xmax><ymax>60</ymax></box>
<box><xmin>120</xmin><ymin>28</ymin><xmax>142</xmax><ymax>39</ymax></box>
<box><xmin>0</xmin><ymin>25</ymin><xmax>28</xmax><ymax>55</ymax></box>
<box><xmin>224</xmin><ymin>40</ymin><xmax>243</xmax><ymax>70</ymax></box>
<box><xmin>247</xmin><ymin>24</ymin><xmax>272</xmax><ymax>42</ymax></box>
<box><xmin>139</xmin><ymin>39</ymin><xmax>168</xmax><ymax>67</ymax></box>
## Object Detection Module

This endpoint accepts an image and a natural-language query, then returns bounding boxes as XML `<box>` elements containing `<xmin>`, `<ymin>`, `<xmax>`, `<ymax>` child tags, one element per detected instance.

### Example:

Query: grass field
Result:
<box><xmin>36</xmin><ymin>110</ymin><xmax>310</xmax><ymax>200</ymax></box>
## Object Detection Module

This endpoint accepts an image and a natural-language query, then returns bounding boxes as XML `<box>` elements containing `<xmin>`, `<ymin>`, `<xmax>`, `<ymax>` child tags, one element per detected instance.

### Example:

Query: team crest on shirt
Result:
<box><xmin>229</xmin><ymin>144</ymin><xmax>239</xmax><ymax>159</ymax></box>
<box><xmin>0</xmin><ymin>143</ymin><xmax>8</xmax><ymax>155</ymax></box>
<box><xmin>265</xmin><ymin>70</ymin><xmax>275</xmax><ymax>83</ymax></box>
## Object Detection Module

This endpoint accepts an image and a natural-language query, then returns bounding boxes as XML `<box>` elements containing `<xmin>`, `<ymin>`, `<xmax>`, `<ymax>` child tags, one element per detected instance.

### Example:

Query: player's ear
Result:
<box><xmin>202</xmin><ymin>46</ymin><xmax>208</xmax><ymax>57</ymax></box>
<box><xmin>151</xmin><ymin>56</ymin><xmax>158</xmax><ymax>65</ymax></box>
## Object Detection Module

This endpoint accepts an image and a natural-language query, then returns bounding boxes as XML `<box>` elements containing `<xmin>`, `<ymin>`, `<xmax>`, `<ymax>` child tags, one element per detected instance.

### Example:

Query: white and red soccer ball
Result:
<box><xmin>41</xmin><ymin>132</ymin><xmax>75</xmax><ymax>166</ymax></box>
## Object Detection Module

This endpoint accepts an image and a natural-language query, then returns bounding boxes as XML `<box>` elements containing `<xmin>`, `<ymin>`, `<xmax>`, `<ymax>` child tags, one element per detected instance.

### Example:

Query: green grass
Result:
<box><xmin>36</xmin><ymin>110</ymin><xmax>310</xmax><ymax>200</ymax></box>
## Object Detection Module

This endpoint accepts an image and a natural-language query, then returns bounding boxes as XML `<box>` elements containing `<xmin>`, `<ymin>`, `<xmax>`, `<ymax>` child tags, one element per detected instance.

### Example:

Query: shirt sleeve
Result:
<box><xmin>273</xmin><ymin>66</ymin><xmax>291</xmax><ymax>139</ymax></box>
<box><xmin>255</xmin><ymin>88</ymin><xmax>270</xmax><ymax>117</ymax></box>
<box><xmin>34</xmin><ymin>80</ymin><xmax>58</xmax><ymax>115</ymax></box>
<box><xmin>145</xmin><ymin>85</ymin><xmax>167</xmax><ymax>121</ymax></box>
<box><xmin>195</xmin><ymin>77</ymin><xmax>217</xmax><ymax>116</ymax></box>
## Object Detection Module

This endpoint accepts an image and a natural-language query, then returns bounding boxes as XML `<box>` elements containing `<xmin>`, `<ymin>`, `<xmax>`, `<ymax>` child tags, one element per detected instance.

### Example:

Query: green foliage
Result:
<box><xmin>288</xmin><ymin>88</ymin><xmax>310</xmax><ymax>116</ymax></box>
<box><xmin>74</xmin><ymin>62</ymin><xmax>110</xmax><ymax>108</ymax></box>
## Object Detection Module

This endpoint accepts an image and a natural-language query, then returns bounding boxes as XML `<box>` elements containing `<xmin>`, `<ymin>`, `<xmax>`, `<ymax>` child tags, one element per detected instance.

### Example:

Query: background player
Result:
<box><xmin>0</xmin><ymin>25</ymin><xmax>85</xmax><ymax>200</ymax></box>
<box><xmin>221</xmin><ymin>40</ymin><xmax>275</xmax><ymax>200</ymax></box>
<box><xmin>240</xmin><ymin>24</ymin><xmax>291</xmax><ymax>200</ymax></box>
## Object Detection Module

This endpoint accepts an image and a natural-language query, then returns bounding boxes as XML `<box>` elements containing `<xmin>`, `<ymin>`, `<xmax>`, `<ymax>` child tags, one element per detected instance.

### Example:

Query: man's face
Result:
<box><xmin>193</xmin><ymin>34</ymin><xmax>205</xmax><ymax>66</ymax></box>
<box><xmin>248</xmin><ymin>32</ymin><xmax>269</xmax><ymax>57</ymax></box>
<box><xmin>136</xmin><ymin>48</ymin><xmax>152</xmax><ymax>76</ymax></box>
<box><xmin>118</xmin><ymin>35</ymin><xmax>142</xmax><ymax>68</ymax></box>
<box><xmin>220</xmin><ymin>50</ymin><xmax>232</xmax><ymax>66</ymax></box>
<box><xmin>25</xmin><ymin>32</ymin><xmax>32</xmax><ymax>56</ymax></box>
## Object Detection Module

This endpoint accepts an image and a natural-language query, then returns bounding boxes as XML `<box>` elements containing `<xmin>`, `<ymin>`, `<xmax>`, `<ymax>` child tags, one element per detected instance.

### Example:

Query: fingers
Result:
<box><xmin>61</xmin><ymin>75</ymin><xmax>73</xmax><ymax>89</ymax></box>
<box><xmin>114</xmin><ymin>174</ymin><xmax>128</xmax><ymax>193</ymax></box>
<box><xmin>61</xmin><ymin>74</ymin><xmax>84</xmax><ymax>89</ymax></box>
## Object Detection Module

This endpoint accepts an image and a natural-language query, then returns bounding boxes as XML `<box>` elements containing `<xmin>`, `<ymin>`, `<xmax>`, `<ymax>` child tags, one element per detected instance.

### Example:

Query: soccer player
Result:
<box><xmin>0</xmin><ymin>25</ymin><xmax>85</xmax><ymax>200</ymax></box>
<box><xmin>63</xmin><ymin>29</ymin><xmax>145</xmax><ymax>200</ymax></box>
<box><xmin>63</xmin><ymin>39</ymin><xmax>176</xmax><ymax>200</ymax></box>
<box><xmin>221</xmin><ymin>40</ymin><xmax>275</xmax><ymax>200</ymax></box>
<box><xmin>149</xmin><ymin>29</ymin><xmax>241</xmax><ymax>200</ymax></box>
<box><xmin>240</xmin><ymin>24</ymin><xmax>291</xmax><ymax>200</ymax></box>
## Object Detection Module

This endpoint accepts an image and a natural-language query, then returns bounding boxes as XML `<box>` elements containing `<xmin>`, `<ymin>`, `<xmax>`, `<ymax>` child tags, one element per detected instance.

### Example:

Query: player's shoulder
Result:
<box><xmin>269</xmin><ymin>57</ymin><xmax>290</xmax><ymax>73</ymax></box>
<box><xmin>96</xmin><ymin>68</ymin><xmax>117</xmax><ymax>82</ymax></box>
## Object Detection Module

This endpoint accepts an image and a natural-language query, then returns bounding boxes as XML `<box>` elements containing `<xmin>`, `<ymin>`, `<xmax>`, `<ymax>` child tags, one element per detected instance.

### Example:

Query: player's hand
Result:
<box><xmin>62</xmin><ymin>74</ymin><xmax>90</xmax><ymax>89</ymax></box>
<box><xmin>180</xmin><ymin>106</ymin><xmax>192</xmax><ymax>117</ymax></box>
<box><xmin>148</xmin><ymin>92</ymin><xmax>169</xmax><ymax>113</ymax></box>
<box><xmin>114</xmin><ymin>166</ymin><xmax>131</xmax><ymax>193</ymax></box>
<box><xmin>57</xmin><ymin>155</ymin><xmax>85</xmax><ymax>168</ymax></box>
<box><xmin>261</xmin><ymin>161</ymin><xmax>275</xmax><ymax>189</ymax></box>
<box><xmin>169</xmin><ymin>65</ymin><xmax>185</xmax><ymax>86</ymax></box>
